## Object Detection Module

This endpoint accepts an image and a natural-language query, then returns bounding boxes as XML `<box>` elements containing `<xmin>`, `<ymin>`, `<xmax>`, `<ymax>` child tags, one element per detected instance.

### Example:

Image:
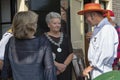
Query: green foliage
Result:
<box><xmin>93</xmin><ymin>70</ymin><xmax>120</xmax><ymax>80</ymax></box>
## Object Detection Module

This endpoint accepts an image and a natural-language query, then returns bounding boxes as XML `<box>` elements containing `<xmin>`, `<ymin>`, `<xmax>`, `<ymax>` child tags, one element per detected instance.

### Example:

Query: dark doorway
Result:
<box><xmin>28</xmin><ymin>0</ymin><xmax>60</xmax><ymax>36</ymax></box>
<box><xmin>0</xmin><ymin>0</ymin><xmax>17</xmax><ymax>39</ymax></box>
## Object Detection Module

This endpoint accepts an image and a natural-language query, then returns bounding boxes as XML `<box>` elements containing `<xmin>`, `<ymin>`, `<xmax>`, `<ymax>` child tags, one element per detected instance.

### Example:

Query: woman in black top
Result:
<box><xmin>45</xmin><ymin>12</ymin><xmax>74</xmax><ymax>80</ymax></box>
<box><xmin>1</xmin><ymin>11</ymin><xmax>56</xmax><ymax>80</ymax></box>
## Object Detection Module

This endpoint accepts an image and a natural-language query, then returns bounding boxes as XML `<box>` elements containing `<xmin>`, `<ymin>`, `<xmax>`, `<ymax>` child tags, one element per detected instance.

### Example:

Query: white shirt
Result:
<box><xmin>0</xmin><ymin>32</ymin><xmax>13</xmax><ymax>60</ymax></box>
<box><xmin>88</xmin><ymin>18</ymin><xmax>118</xmax><ymax>79</ymax></box>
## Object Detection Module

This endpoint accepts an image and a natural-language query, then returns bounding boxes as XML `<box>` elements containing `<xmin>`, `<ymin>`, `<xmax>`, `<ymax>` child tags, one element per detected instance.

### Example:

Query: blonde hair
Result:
<box><xmin>12</xmin><ymin>11</ymin><xmax>38</xmax><ymax>39</ymax></box>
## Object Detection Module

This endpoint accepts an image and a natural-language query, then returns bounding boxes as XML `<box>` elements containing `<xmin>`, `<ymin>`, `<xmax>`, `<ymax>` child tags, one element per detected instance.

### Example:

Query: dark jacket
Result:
<box><xmin>1</xmin><ymin>35</ymin><xmax>56</xmax><ymax>80</ymax></box>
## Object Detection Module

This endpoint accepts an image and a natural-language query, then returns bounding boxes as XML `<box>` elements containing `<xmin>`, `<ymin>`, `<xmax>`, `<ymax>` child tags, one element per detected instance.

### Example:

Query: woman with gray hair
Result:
<box><xmin>44</xmin><ymin>12</ymin><xmax>74</xmax><ymax>80</ymax></box>
<box><xmin>1</xmin><ymin>11</ymin><xmax>56</xmax><ymax>80</ymax></box>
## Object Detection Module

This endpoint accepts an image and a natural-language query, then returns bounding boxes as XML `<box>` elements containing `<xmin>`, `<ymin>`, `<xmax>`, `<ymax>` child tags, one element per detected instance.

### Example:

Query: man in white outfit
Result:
<box><xmin>77</xmin><ymin>3</ymin><xmax>118</xmax><ymax>79</ymax></box>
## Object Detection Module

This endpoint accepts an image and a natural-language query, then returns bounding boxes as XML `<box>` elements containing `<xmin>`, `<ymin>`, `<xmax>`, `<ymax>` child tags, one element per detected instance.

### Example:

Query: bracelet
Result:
<box><xmin>63</xmin><ymin>64</ymin><xmax>67</xmax><ymax>67</ymax></box>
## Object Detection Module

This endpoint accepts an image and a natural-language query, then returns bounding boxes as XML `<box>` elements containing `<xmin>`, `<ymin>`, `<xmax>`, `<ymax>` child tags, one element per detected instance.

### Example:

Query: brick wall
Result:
<box><xmin>113</xmin><ymin>0</ymin><xmax>120</xmax><ymax>25</ymax></box>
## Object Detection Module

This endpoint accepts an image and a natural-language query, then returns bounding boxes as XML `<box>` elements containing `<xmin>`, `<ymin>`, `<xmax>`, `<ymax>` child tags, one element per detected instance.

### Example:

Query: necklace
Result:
<box><xmin>45</xmin><ymin>32</ymin><xmax>63</xmax><ymax>52</ymax></box>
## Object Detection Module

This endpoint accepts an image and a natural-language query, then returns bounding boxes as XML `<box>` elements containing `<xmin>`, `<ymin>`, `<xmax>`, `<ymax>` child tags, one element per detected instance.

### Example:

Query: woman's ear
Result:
<box><xmin>47</xmin><ymin>23</ymin><xmax>50</xmax><ymax>28</ymax></box>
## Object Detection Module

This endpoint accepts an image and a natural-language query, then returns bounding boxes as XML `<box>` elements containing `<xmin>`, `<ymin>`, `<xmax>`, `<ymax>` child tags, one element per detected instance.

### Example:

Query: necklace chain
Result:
<box><xmin>45</xmin><ymin>32</ymin><xmax>63</xmax><ymax>47</ymax></box>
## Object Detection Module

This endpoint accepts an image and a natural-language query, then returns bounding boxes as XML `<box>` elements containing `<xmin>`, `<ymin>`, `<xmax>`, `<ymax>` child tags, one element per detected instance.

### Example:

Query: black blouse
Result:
<box><xmin>45</xmin><ymin>33</ymin><xmax>73</xmax><ymax>80</ymax></box>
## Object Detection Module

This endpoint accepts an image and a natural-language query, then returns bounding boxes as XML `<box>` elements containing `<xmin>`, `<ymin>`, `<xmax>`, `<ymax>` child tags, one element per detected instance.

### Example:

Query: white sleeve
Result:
<box><xmin>0</xmin><ymin>32</ymin><xmax>13</xmax><ymax>60</ymax></box>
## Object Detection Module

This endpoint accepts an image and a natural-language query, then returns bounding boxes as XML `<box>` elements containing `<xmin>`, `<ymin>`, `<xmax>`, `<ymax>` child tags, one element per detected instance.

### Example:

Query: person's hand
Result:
<box><xmin>83</xmin><ymin>66</ymin><xmax>93</xmax><ymax>77</ymax></box>
<box><xmin>56</xmin><ymin>63</ymin><xmax>67</xmax><ymax>73</ymax></box>
<box><xmin>56</xmin><ymin>70</ymin><xmax>61</xmax><ymax>75</ymax></box>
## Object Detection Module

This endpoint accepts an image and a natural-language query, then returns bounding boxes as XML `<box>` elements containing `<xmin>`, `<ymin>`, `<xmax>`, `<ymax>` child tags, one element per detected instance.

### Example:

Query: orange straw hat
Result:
<box><xmin>77</xmin><ymin>3</ymin><xmax>107</xmax><ymax>15</ymax></box>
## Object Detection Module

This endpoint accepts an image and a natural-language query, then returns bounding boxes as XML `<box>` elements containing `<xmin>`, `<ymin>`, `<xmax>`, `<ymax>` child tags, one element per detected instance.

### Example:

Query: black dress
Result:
<box><xmin>1</xmin><ymin>36</ymin><xmax>57</xmax><ymax>80</ymax></box>
<box><xmin>45</xmin><ymin>33</ymin><xmax>73</xmax><ymax>80</ymax></box>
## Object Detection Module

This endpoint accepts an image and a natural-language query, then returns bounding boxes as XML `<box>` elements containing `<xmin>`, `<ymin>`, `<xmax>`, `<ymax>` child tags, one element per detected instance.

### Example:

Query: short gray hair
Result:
<box><xmin>45</xmin><ymin>12</ymin><xmax>61</xmax><ymax>24</ymax></box>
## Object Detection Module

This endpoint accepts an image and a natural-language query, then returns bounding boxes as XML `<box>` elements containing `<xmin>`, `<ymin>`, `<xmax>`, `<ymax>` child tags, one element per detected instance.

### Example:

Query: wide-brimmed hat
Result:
<box><xmin>77</xmin><ymin>3</ymin><xmax>107</xmax><ymax>15</ymax></box>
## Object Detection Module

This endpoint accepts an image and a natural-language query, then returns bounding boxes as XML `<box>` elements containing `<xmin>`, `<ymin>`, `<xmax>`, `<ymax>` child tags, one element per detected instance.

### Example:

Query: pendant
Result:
<box><xmin>57</xmin><ymin>47</ymin><xmax>62</xmax><ymax>52</ymax></box>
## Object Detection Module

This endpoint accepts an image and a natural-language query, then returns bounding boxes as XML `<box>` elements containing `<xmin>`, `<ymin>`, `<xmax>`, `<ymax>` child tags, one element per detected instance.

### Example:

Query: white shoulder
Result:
<box><xmin>2</xmin><ymin>32</ymin><xmax>13</xmax><ymax>38</ymax></box>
